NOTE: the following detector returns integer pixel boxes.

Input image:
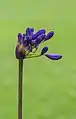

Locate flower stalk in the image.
[18,59,23,119]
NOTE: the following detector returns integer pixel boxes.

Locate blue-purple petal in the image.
[41,46,48,55]
[45,54,62,60]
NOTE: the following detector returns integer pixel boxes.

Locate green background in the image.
[0,0,76,119]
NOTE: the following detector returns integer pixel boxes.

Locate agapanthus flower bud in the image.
[45,54,62,60]
[18,33,23,44]
[30,28,34,33]
[41,46,48,55]
[26,28,32,36]
[44,31,54,41]
[32,29,46,40]
[35,34,46,46]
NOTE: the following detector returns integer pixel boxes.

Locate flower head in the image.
[15,28,62,60]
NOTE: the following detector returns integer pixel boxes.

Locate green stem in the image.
[26,54,41,58]
[18,59,23,119]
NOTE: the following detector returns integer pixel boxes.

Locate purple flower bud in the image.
[30,28,34,32]
[31,40,35,45]
[26,35,32,45]
[23,34,26,39]
[24,45,32,52]
[15,46,25,59]
[41,46,48,55]
[23,39,27,46]
[26,28,32,36]
[17,33,23,43]
[32,29,46,40]
[45,54,62,60]
[38,34,46,40]
[44,31,54,41]
[35,34,46,46]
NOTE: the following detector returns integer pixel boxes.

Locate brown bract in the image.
[17,43,25,54]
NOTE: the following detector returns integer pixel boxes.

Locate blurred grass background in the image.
[0,0,76,119]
